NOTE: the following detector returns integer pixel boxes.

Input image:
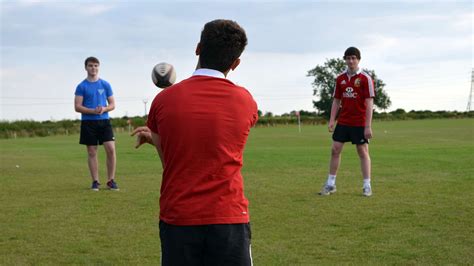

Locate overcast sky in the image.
[1,0,472,121]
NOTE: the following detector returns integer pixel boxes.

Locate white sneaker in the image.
[362,186,372,197]
[319,184,336,196]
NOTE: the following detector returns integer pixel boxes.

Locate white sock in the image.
[363,178,371,188]
[327,174,336,186]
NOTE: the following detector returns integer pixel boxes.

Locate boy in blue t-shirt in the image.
[74,56,118,191]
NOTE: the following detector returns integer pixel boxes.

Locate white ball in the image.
[151,62,176,88]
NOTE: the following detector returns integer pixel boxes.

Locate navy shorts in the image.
[159,221,252,266]
[332,124,369,145]
[79,119,115,146]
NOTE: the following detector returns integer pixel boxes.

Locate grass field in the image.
[1,119,473,265]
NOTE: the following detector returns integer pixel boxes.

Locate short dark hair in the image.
[344,47,361,60]
[199,19,248,72]
[84,56,100,67]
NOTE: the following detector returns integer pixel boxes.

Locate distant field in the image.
[1,119,473,265]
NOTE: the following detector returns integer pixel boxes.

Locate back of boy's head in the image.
[199,19,248,73]
[343,47,361,60]
[84,56,100,67]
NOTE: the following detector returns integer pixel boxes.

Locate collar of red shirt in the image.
[192,68,226,79]
[345,67,362,78]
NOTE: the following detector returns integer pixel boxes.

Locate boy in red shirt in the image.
[132,19,257,265]
[319,47,375,197]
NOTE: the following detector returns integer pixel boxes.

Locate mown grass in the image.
[1,119,473,265]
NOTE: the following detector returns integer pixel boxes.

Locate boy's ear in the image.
[230,58,241,71]
[195,43,201,56]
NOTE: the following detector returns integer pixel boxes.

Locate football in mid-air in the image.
[151,62,176,88]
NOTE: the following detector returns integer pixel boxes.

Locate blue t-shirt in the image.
[75,79,113,120]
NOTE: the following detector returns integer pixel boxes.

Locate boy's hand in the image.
[364,126,373,139]
[131,126,152,148]
[95,106,106,115]
[328,120,336,132]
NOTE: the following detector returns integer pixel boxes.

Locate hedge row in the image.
[1,110,472,139]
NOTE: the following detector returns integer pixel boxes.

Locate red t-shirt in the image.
[333,70,375,127]
[147,74,258,226]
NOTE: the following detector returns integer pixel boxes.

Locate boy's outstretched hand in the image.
[131,126,153,148]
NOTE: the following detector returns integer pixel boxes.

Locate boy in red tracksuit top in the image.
[319,47,375,197]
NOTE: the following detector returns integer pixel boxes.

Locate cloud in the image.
[364,33,470,63]
[16,0,46,6]
[3,1,116,16]
[231,51,337,114]
[77,3,116,16]
[1,1,472,120]
[451,12,473,31]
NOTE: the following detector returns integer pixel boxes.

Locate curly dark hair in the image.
[199,19,248,72]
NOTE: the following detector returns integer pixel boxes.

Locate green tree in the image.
[264,112,274,118]
[307,58,391,118]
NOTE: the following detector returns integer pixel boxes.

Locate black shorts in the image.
[159,221,252,266]
[79,119,115,146]
[332,124,369,145]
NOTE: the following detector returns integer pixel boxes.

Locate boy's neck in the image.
[87,75,99,82]
[347,67,359,76]
[195,61,230,77]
